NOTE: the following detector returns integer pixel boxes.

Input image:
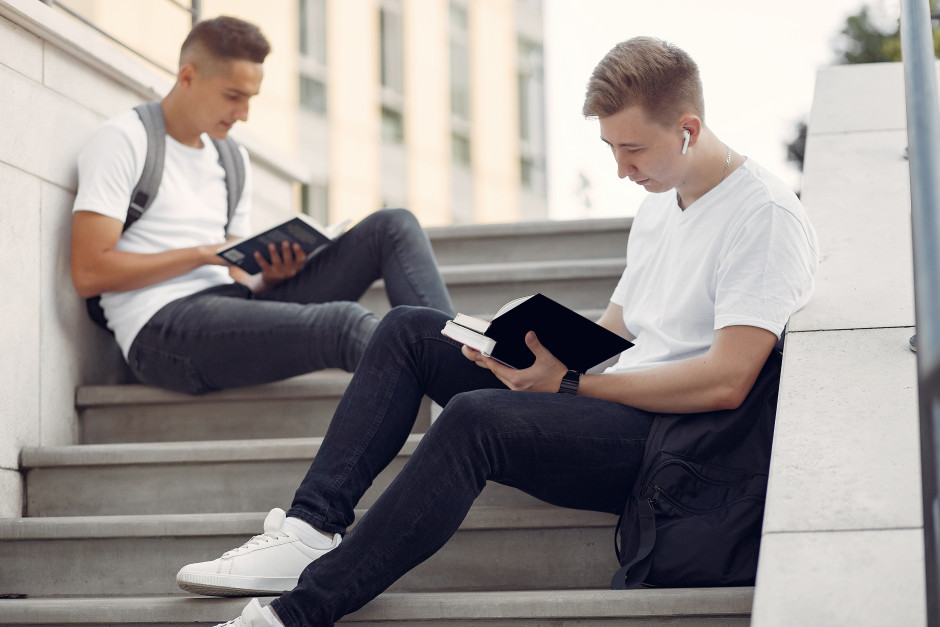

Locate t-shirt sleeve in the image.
[714,203,818,338]
[610,266,629,307]
[224,145,253,238]
[72,117,145,223]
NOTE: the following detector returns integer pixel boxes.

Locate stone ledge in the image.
[425,216,632,240]
[20,434,418,467]
[753,528,925,627]
[0,588,754,624]
[752,61,925,627]
[0,505,616,540]
[764,326,920,534]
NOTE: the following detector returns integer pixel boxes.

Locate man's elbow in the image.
[71,268,102,299]
[710,382,751,412]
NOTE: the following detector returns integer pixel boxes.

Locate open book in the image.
[217,215,351,275]
[441,293,633,371]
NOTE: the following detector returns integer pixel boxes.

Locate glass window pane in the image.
[450,41,470,119]
[382,106,404,143]
[380,7,403,93]
[300,76,327,114]
[452,133,471,165]
[299,0,326,63]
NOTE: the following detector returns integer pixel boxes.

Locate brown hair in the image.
[582,37,704,126]
[180,15,271,69]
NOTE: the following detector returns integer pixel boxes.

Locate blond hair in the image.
[582,37,704,126]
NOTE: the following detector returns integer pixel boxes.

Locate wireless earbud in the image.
[681,130,691,155]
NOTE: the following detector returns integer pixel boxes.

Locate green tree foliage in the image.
[837,5,901,63]
[786,2,940,172]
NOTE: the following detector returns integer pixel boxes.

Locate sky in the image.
[543,0,899,219]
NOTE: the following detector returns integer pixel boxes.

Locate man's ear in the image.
[678,115,703,149]
[177,63,198,89]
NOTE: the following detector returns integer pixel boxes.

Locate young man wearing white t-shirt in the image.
[185,37,819,627]
[70,16,453,394]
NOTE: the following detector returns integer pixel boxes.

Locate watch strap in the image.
[558,370,581,395]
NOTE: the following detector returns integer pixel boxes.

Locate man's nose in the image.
[615,151,634,179]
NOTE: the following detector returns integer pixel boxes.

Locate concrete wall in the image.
[751,62,924,626]
[0,0,305,518]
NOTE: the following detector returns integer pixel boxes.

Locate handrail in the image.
[899,0,940,625]
[38,0,201,76]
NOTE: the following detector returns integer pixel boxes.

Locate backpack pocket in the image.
[641,452,767,587]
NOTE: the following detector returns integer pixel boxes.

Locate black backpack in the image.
[610,345,782,589]
[85,101,246,331]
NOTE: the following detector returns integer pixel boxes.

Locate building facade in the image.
[52,0,547,226]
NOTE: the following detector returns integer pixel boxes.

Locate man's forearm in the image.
[72,245,223,298]
[578,359,746,414]
[576,325,778,414]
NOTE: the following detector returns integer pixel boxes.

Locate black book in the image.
[217,215,351,275]
[441,293,633,372]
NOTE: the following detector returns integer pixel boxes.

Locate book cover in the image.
[217,215,350,275]
[442,293,633,372]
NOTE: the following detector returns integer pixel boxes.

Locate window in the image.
[379,0,404,143]
[302,182,329,224]
[450,1,471,165]
[299,0,328,115]
[381,106,405,143]
[517,38,546,194]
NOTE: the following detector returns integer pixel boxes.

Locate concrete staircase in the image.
[0,217,754,625]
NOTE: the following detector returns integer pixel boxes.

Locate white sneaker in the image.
[177,508,342,597]
[214,598,277,626]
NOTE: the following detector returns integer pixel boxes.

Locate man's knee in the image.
[377,305,448,337]
[376,207,420,230]
[358,207,418,236]
[434,390,502,440]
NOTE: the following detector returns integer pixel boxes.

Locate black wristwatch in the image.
[558,370,581,395]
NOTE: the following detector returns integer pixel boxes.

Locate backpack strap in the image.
[126,101,166,232]
[210,136,246,234]
[86,102,246,333]
[610,497,656,589]
[126,102,245,234]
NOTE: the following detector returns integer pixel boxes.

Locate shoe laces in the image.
[221,529,293,558]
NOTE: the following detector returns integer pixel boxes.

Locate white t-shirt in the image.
[606,158,818,374]
[73,109,253,358]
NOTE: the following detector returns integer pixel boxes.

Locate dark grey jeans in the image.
[270,306,655,626]
[126,209,454,394]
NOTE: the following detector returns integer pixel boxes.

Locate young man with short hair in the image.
[70,16,453,394]
[193,37,818,626]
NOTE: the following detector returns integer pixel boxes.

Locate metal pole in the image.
[900,0,940,624]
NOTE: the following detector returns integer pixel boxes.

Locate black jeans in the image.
[126,209,454,393]
[270,306,655,626]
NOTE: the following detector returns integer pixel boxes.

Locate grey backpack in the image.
[85,101,246,331]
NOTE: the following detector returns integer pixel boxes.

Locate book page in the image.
[453,313,490,334]
[325,219,352,239]
[442,321,496,355]
[494,294,533,318]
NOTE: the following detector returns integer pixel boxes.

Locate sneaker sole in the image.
[176,572,298,597]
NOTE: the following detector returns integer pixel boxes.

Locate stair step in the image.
[21,435,539,517]
[0,507,620,597]
[75,371,431,444]
[426,216,632,266]
[0,587,751,626]
[360,258,626,317]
